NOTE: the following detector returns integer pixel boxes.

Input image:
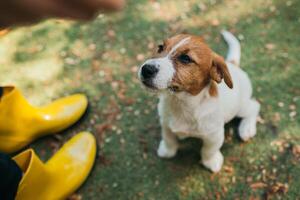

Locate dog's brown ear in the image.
[210,53,233,89]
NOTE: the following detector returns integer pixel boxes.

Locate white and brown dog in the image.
[138,31,260,172]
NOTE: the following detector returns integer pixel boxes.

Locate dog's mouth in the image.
[142,81,182,94]
[142,79,157,90]
[168,85,181,93]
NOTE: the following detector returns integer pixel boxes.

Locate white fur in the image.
[168,37,191,56]
[139,57,175,89]
[156,32,260,172]
[221,30,241,66]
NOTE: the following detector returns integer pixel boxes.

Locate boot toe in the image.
[46,132,96,198]
[39,94,88,133]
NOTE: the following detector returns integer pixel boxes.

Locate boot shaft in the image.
[0,86,40,135]
[13,149,53,199]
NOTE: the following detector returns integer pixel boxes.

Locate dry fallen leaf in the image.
[257,115,265,124]
[271,155,277,161]
[67,194,82,200]
[136,54,145,61]
[289,111,297,118]
[249,196,260,200]
[269,182,288,194]
[289,104,296,110]
[107,29,116,38]
[246,176,253,183]
[210,19,220,26]
[278,102,284,107]
[265,43,276,50]
[250,182,267,189]
[292,145,300,158]
[147,42,155,49]
[223,165,234,173]
[272,112,281,123]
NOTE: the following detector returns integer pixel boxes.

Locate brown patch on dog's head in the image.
[157,34,233,96]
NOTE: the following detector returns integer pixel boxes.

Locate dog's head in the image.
[138,34,233,96]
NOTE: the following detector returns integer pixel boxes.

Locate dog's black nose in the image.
[141,64,158,79]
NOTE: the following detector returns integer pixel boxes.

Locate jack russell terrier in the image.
[138,31,260,172]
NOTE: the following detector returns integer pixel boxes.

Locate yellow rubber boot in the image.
[13,132,96,200]
[0,86,88,153]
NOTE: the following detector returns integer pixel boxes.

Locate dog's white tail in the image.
[221,30,241,66]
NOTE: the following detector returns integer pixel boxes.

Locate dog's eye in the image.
[178,54,193,64]
[157,44,164,53]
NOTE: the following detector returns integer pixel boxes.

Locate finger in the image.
[51,0,98,20]
[11,0,94,21]
[0,1,42,28]
[62,0,125,13]
[88,0,125,11]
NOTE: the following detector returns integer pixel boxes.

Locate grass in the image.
[0,0,300,199]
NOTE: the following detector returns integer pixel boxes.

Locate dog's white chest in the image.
[168,114,196,139]
[163,99,203,139]
[159,92,223,140]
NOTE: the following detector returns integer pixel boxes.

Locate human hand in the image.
[0,0,125,28]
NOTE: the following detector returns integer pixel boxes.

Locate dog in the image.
[138,31,260,172]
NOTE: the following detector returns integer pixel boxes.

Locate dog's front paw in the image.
[157,140,177,158]
[202,151,224,173]
[239,119,257,141]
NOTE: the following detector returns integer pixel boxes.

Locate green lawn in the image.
[0,0,300,199]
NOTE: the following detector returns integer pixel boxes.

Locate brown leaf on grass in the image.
[250,182,267,189]
[95,123,112,145]
[112,80,136,105]
[98,154,112,166]
[222,186,228,193]
[289,111,297,118]
[198,3,207,11]
[210,172,218,181]
[138,136,148,153]
[210,19,220,26]
[95,98,121,146]
[249,196,260,200]
[107,29,116,38]
[268,182,289,195]
[289,104,296,110]
[215,191,221,200]
[122,98,136,105]
[136,54,145,61]
[147,42,155,50]
[103,98,121,122]
[131,65,139,73]
[270,139,290,152]
[246,176,253,183]
[67,194,82,200]
[227,156,240,162]
[257,115,265,124]
[272,112,281,123]
[137,192,144,198]
[277,102,284,107]
[271,155,278,161]
[265,43,276,50]
[292,145,300,158]
[96,123,112,135]
[223,165,234,174]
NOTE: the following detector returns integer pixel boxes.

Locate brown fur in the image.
[210,53,233,89]
[156,34,233,96]
[209,81,218,97]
